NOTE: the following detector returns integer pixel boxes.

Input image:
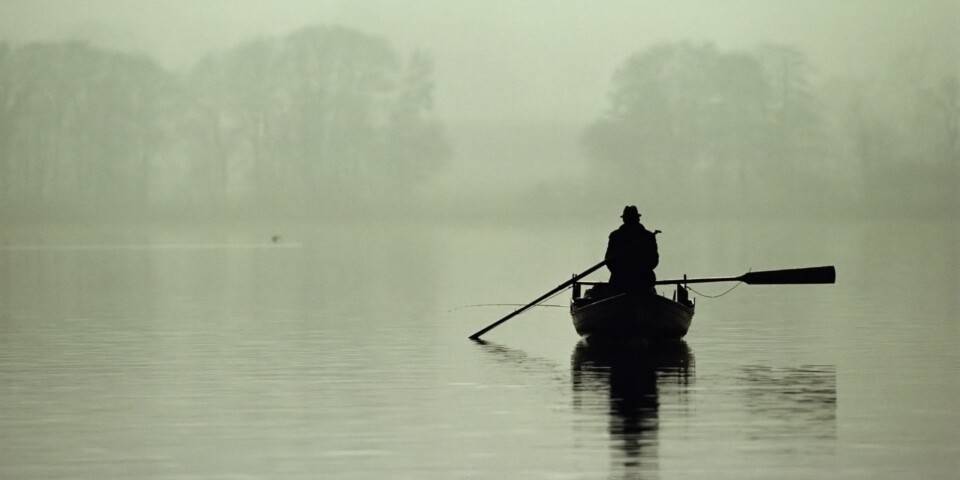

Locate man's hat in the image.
[621,205,641,219]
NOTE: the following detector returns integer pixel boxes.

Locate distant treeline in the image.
[580,42,958,218]
[0,26,449,221]
[0,29,956,222]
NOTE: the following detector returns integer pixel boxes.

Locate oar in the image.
[468,260,606,341]
[656,265,836,286]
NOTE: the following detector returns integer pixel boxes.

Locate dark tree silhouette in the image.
[0,41,170,214]
[832,49,959,214]
[187,26,449,210]
[0,25,449,220]
[583,42,833,213]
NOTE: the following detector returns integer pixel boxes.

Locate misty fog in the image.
[0,1,957,224]
[2,4,959,478]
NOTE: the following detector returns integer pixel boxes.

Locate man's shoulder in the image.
[612,224,646,234]
[609,226,633,240]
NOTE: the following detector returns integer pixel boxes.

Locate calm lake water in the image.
[1,219,957,479]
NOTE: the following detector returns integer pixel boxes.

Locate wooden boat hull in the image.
[570,290,694,342]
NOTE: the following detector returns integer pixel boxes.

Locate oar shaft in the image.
[657,266,836,286]
[656,276,740,285]
[468,260,606,341]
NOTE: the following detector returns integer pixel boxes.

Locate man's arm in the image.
[604,231,619,271]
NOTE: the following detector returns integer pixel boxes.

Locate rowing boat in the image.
[570,282,695,342]
[468,265,833,342]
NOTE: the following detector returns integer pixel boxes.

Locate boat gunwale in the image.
[571,289,694,316]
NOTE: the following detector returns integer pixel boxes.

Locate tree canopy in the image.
[583,43,823,209]
[582,41,956,216]
[0,26,449,220]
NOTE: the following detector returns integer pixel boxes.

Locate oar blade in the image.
[741,266,836,285]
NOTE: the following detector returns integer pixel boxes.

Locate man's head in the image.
[621,205,641,223]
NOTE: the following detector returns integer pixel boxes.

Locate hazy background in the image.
[0,0,957,222]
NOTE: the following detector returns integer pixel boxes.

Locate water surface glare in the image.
[0,221,957,479]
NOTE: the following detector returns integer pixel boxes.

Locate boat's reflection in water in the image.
[571,339,694,478]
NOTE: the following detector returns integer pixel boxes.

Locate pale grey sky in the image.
[1,0,956,123]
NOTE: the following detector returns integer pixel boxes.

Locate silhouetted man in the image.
[605,206,659,292]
